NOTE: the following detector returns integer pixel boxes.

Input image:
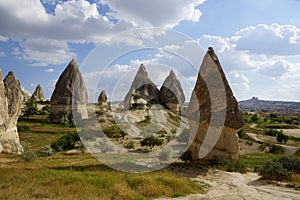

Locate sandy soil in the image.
[157,169,300,200]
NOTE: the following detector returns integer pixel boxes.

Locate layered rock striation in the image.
[0,71,23,154]
[187,47,244,161]
[159,70,185,114]
[50,59,88,123]
[124,64,159,109]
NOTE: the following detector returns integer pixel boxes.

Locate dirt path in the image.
[157,170,300,200]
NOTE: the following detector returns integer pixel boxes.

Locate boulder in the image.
[187,47,244,161]
[159,70,185,114]
[98,90,108,106]
[50,59,88,123]
[0,70,23,154]
[32,84,45,101]
[124,64,159,109]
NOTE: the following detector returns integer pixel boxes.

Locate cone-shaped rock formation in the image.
[159,70,185,114]
[0,70,23,154]
[187,47,244,161]
[98,90,108,106]
[50,59,88,123]
[124,64,159,109]
[32,84,45,101]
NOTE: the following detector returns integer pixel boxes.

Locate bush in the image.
[259,159,292,181]
[277,131,289,144]
[124,141,134,150]
[51,132,80,151]
[39,145,54,156]
[264,129,280,137]
[21,143,37,162]
[140,136,163,149]
[277,156,300,173]
[269,145,284,154]
[237,129,247,139]
[158,147,173,161]
[23,98,38,117]
[17,125,30,133]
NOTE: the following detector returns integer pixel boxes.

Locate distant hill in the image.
[239,97,300,113]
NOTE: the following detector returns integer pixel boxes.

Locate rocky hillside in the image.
[239,97,300,113]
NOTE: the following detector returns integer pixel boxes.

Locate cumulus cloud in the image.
[227,71,250,91]
[234,23,300,56]
[0,0,205,66]
[102,0,204,28]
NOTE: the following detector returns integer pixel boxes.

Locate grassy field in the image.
[1,111,300,199]
[0,114,206,200]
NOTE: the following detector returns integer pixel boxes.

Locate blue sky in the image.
[1,0,300,102]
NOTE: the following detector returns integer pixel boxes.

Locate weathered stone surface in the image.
[32,84,45,101]
[124,64,159,109]
[98,90,108,106]
[0,70,23,154]
[159,70,185,114]
[50,59,88,123]
[187,47,244,161]
[4,71,23,117]
[22,90,30,102]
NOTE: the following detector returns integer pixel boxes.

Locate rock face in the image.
[32,84,45,101]
[50,59,88,123]
[0,70,23,154]
[98,90,108,106]
[124,64,159,109]
[22,90,31,102]
[187,47,244,161]
[159,70,185,114]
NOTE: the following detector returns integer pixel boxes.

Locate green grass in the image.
[0,113,206,200]
[0,154,205,200]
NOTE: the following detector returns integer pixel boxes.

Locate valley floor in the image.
[157,169,300,200]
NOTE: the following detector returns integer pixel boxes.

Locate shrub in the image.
[277,131,289,144]
[264,129,280,137]
[158,147,173,161]
[23,98,38,117]
[269,145,284,154]
[140,136,163,149]
[51,132,80,151]
[17,125,30,133]
[237,129,247,139]
[39,145,54,156]
[259,159,292,181]
[21,143,37,162]
[124,141,134,150]
[246,140,253,146]
[277,156,300,173]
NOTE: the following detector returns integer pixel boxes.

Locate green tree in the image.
[140,136,163,149]
[23,98,38,117]
[277,131,289,144]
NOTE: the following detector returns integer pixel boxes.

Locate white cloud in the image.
[102,0,205,28]
[227,71,250,91]
[234,23,300,56]
[46,68,55,73]
[0,0,205,66]
[19,38,76,66]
